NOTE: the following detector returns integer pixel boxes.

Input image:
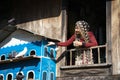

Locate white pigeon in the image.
[15,47,28,58]
[46,42,56,46]
[46,42,59,51]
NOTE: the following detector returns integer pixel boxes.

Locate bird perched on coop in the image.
[46,42,59,51]
[8,51,17,59]
[16,74,24,80]
[15,47,27,58]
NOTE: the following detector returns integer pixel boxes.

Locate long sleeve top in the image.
[57,31,98,48]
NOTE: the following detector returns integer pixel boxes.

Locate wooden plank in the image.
[60,63,112,77]
[0,55,41,64]
[90,49,93,64]
[60,63,112,70]
[83,50,86,64]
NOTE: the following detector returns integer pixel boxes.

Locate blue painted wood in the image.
[0,38,56,80]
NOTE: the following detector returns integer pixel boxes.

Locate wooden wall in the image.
[111,0,120,75]
[12,0,62,41]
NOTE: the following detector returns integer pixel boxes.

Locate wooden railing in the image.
[65,44,108,66]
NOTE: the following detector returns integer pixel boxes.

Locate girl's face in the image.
[75,26,81,34]
[75,25,84,38]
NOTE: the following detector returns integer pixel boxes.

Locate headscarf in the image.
[75,20,90,42]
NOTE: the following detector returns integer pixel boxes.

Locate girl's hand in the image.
[73,41,82,47]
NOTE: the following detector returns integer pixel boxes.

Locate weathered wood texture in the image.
[56,9,67,77]
[111,0,120,75]
[106,1,112,67]
[57,76,120,80]
[12,0,62,41]
[60,64,112,77]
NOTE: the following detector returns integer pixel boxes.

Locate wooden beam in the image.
[0,55,41,64]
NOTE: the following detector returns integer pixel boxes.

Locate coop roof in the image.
[0,25,16,43]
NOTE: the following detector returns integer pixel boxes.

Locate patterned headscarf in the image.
[75,20,90,42]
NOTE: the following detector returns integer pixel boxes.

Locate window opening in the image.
[0,75,3,80]
[42,72,47,80]
[50,49,54,58]
[30,50,36,56]
[7,74,12,80]
[1,55,5,60]
[16,72,24,80]
[50,73,54,80]
[28,71,34,80]
[44,47,48,57]
[66,0,106,65]
[67,0,106,48]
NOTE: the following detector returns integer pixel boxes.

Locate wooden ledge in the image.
[0,55,41,64]
[60,63,112,70]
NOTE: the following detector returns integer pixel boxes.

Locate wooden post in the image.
[70,50,72,65]
[90,49,93,64]
[105,44,108,63]
[111,0,120,75]
[98,48,100,64]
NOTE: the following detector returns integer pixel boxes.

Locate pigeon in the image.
[46,42,59,51]
[8,51,17,59]
[46,42,56,46]
[15,47,27,58]
[16,74,24,80]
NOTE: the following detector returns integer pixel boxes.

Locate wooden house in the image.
[0,0,120,80]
